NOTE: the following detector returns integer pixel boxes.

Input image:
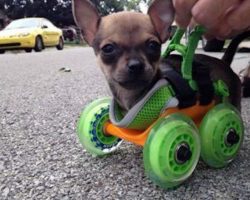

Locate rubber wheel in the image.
[143,113,201,189]
[56,37,64,50]
[77,97,122,156]
[200,103,244,168]
[34,36,43,52]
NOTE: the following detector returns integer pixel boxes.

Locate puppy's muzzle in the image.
[127,58,145,75]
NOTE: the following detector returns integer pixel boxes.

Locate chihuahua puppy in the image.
[72,0,242,112]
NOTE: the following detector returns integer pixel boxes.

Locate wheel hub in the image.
[175,143,192,164]
[226,129,240,146]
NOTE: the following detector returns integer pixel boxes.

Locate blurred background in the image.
[1,0,248,51]
[0,0,150,46]
[0,0,149,29]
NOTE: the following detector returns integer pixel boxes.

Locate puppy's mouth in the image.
[113,78,151,90]
[119,80,149,89]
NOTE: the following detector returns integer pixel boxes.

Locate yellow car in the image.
[0,17,64,54]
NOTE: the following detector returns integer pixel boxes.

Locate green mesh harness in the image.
[109,79,178,130]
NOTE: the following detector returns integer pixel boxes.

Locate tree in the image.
[0,0,150,27]
[90,0,146,15]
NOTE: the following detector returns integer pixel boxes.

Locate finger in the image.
[227,0,250,31]
[192,0,240,28]
[188,18,197,29]
[195,14,232,39]
[205,26,232,40]
[173,0,198,28]
[226,29,244,38]
[203,32,215,40]
[214,20,232,39]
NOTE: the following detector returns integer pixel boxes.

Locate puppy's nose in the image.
[127,59,144,74]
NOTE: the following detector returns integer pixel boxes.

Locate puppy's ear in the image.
[148,0,175,43]
[72,0,100,45]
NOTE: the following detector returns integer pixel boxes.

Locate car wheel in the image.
[25,48,32,53]
[56,37,64,50]
[34,36,44,52]
[0,50,5,54]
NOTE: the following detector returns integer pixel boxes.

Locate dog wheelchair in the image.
[76,26,244,189]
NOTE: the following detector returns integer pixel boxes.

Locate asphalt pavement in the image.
[0,47,250,200]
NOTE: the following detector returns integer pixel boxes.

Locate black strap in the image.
[162,68,197,108]
[193,62,214,105]
[161,63,214,108]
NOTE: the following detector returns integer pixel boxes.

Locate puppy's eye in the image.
[146,40,161,62]
[147,41,161,52]
[101,44,116,55]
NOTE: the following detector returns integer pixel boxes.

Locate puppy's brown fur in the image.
[73,0,242,111]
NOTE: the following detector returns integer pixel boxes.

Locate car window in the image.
[42,20,55,29]
[5,19,40,30]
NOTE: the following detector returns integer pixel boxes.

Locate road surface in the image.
[0,47,249,199]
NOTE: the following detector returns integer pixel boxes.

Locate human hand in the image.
[173,0,250,39]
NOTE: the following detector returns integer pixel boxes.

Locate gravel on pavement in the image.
[0,47,249,200]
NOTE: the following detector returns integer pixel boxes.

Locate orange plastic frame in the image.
[105,102,215,146]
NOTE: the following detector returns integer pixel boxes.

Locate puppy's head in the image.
[73,0,174,110]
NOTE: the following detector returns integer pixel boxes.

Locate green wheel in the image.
[143,113,201,189]
[200,103,244,168]
[77,97,122,156]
